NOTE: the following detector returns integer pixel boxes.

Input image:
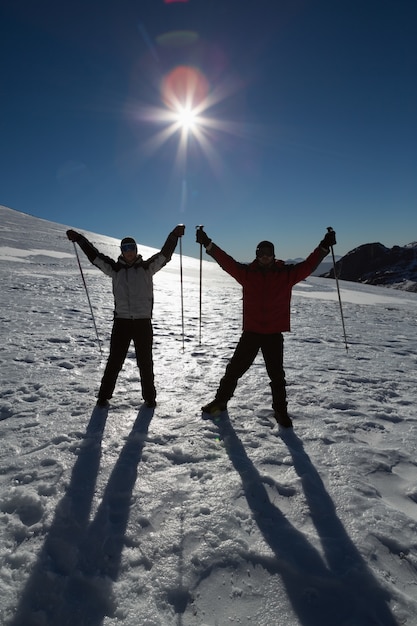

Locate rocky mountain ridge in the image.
[320,241,417,292]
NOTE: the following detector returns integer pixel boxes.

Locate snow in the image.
[1,204,417,625]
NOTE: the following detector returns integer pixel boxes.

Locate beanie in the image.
[256,240,275,257]
[121,237,137,247]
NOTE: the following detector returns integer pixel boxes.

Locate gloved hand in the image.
[172,224,185,237]
[66,229,80,242]
[196,228,212,248]
[320,229,336,249]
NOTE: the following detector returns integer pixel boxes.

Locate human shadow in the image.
[10,404,153,626]
[214,416,398,626]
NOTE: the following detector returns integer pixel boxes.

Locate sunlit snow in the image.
[1,205,416,625]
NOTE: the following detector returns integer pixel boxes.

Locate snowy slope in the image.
[1,205,417,626]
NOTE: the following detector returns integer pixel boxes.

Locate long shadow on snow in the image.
[215,415,398,626]
[10,404,154,626]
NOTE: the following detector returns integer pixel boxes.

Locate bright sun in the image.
[133,64,245,178]
[176,106,199,132]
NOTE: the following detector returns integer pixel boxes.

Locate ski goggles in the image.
[121,243,137,252]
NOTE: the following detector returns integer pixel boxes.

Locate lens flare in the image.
[161,66,209,118]
[156,31,199,48]
[130,63,247,179]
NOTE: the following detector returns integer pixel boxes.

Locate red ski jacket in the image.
[207,244,327,333]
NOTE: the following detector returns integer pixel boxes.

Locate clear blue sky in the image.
[1,0,416,261]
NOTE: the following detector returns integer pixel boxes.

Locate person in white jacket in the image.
[67,225,185,408]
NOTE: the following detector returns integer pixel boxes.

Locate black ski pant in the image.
[98,318,156,403]
[215,331,287,411]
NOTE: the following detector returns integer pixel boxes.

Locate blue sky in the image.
[1,0,416,261]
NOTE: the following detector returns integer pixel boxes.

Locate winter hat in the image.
[256,240,275,257]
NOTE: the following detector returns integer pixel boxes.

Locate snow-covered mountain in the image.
[1,205,417,625]
[321,242,417,292]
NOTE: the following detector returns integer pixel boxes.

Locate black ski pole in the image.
[72,242,103,357]
[179,233,185,352]
[327,227,348,352]
[196,225,204,346]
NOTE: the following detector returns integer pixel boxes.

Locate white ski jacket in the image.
[75,232,178,319]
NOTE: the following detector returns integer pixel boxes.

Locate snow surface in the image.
[1,204,417,626]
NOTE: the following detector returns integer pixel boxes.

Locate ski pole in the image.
[196,225,204,346]
[72,242,103,357]
[179,234,185,352]
[327,227,348,352]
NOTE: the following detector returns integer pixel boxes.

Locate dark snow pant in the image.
[215,331,287,412]
[98,318,156,403]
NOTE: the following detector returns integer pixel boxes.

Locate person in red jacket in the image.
[196,228,336,427]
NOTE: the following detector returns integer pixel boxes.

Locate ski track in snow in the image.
[1,206,417,625]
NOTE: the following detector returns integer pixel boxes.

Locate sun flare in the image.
[175,105,199,131]
[132,64,245,178]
